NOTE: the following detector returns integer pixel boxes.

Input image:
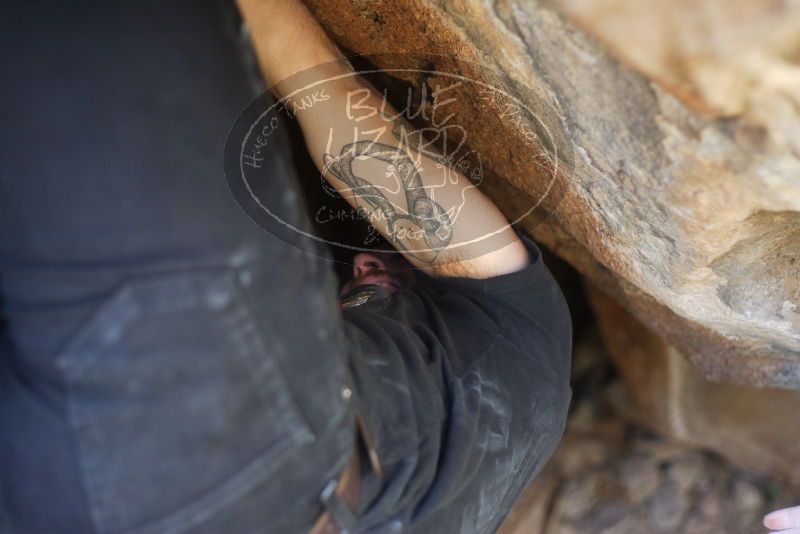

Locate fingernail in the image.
[763,511,782,529]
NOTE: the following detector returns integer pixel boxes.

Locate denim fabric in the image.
[0,1,353,532]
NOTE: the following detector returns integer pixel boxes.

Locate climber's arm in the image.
[236,0,529,278]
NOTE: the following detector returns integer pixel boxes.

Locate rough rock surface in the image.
[587,284,800,488]
[551,0,800,154]
[497,331,800,534]
[302,0,800,388]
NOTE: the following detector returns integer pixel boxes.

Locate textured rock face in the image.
[551,0,800,154]
[497,327,800,534]
[303,0,800,388]
[587,284,800,488]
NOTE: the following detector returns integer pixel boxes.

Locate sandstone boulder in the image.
[301,0,800,388]
[587,284,800,488]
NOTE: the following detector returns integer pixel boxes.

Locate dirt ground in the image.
[498,329,800,534]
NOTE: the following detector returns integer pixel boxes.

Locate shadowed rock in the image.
[301,0,800,388]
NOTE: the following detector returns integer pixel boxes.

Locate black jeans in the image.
[0,1,353,533]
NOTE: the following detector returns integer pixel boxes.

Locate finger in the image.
[768,529,800,534]
[765,506,800,530]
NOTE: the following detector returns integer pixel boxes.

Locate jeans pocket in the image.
[55,269,313,534]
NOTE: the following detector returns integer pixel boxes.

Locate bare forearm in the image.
[236,0,342,90]
[294,78,527,275]
[238,0,529,277]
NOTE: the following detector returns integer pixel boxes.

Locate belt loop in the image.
[319,479,357,534]
[355,414,382,477]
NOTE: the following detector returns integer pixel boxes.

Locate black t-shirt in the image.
[342,236,573,533]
